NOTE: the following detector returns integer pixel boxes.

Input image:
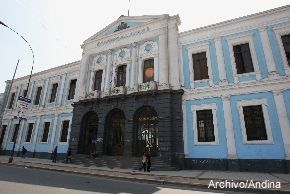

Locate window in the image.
[41,122,50,142]
[8,92,15,109]
[281,34,290,66]
[116,65,126,87]
[34,87,42,105]
[23,89,28,97]
[243,105,267,141]
[0,125,7,148]
[143,59,154,83]
[11,124,20,142]
[49,83,58,103]
[60,120,70,142]
[196,109,215,142]
[25,123,34,142]
[93,70,103,91]
[67,79,77,100]
[192,52,209,81]
[233,43,254,74]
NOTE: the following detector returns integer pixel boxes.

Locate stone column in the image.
[130,43,137,90]
[104,50,113,94]
[57,74,66,106]
[49,114,59,151]
[168,19,180,89]
[214,37,228,85]
[273,90,290,159]
[222,95,237,159]
[259,27,277,76]
[41,79,49,107]
[137,58,143,84]
[75,52,90,100]
[32,117,40,154]
[15,119,26,152]
[158,32,169,89]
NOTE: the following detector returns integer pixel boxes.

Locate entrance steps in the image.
[72,154,176,171]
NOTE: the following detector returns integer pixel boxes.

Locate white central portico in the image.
[75,14,181,100]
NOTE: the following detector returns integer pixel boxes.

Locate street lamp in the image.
[0,20,34,163]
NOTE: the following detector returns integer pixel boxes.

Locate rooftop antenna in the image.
[128,0,130,16]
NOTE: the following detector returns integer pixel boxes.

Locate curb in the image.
[1,161,289,193]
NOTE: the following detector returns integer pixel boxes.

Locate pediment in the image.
[83,15,169,44]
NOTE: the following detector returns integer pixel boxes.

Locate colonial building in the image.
[1,5,290,172]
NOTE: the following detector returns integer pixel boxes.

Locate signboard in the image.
[16,96,31,111]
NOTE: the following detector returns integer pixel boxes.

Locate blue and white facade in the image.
[0,5,290,172]
[0,61,79,156]
[181,5,290,172]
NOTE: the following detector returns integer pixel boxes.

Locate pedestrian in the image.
[52,146,58,163]
[21,146,27,158]
[146,152,151,172]
[139,152,147,172]
[66,147,72,163]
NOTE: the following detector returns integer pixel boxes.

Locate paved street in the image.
[0,165,235,194]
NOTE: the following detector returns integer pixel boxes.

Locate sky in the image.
[0,0,289,92]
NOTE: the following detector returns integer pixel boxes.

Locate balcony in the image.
[138,81,157,92]
[110,86,127,96]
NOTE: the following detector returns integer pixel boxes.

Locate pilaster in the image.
[158,33,169,89]
[214,37,228,85]
[221,95,237,159]
[273,90,290,159]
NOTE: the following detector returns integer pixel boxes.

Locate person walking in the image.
[66,147,72,163]
[146,152,151,172]
[21,146,27,158]
[52,146,58,163]
[139,152,147,172]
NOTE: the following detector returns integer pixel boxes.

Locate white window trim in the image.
[39,119,52,144]
[237,99,274,144]
[66,76,78,102]
[227,32,261,83]
[273,25,290,75]
[32,83,44,107]
[89,68,106,93]
[112,63,129,88]
[6,90,17,110]
[47,81,59,105]
[191,103,219,145]
[10,121,20,143]
[187,43,213,88]
[23,121,36,144]
[58,117,72,144]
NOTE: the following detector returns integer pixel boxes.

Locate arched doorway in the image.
[104,109,125,156]
[133,106,158,156]
[78,112,98,155]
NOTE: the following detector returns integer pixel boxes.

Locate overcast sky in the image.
[0,0,289,92]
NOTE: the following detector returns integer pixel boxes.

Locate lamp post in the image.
[0,20,34,163]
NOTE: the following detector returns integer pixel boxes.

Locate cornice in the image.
[179,4,290,38]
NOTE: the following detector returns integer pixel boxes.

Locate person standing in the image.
[66,147,72,163]
[21,146,27,158]
[139,152,147,172]
[146,152,151,172]
[52,146,58,163]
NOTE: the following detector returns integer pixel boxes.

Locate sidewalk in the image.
[1,155,290,193]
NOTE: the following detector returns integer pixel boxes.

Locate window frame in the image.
[10,123,20,143]
[40,121,51,143]
[237,99,273,144]
[59,119,71,143]
[7,92,16,109]
[191,103,219,145]
[143,58,155,83]
[48,82,59,103]
[227,33,260,82]
[67,79,77,100]
[116,64,127,87]
[187,43,213,88]
[273,25,290,75]
[34,86,43,105]
[24,122,35,143]
[93,70,103,91]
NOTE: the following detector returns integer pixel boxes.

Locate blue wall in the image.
[230,92,285,159]
[185,97,228,158]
